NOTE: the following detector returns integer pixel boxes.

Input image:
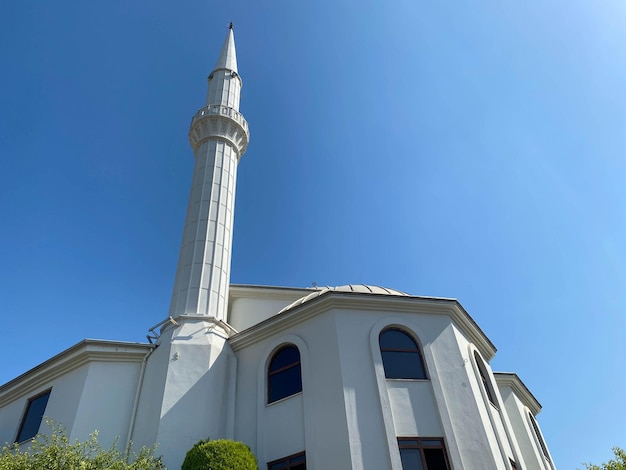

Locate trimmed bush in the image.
[182,439,257,470]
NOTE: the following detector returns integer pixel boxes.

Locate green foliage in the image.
[583,447,626,470]
[0,419,164,470]
[181,439,257,470]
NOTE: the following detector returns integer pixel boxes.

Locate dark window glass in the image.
[474,351,498,408]
[379,329,427,380]
[400,448,425,470]
[268,451,306,470]
[380,329,419,349]
[398,437,450,470]
[510,459,518,469]
[528,412,551,462]
[268,345,302,403]
[423,449,448,470]
[16,390,51,443]
[270,346,300,371]
[381,351,426,379]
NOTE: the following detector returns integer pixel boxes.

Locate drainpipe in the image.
[125,345,155,452]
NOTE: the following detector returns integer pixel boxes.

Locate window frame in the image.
[379,327,428,380]
[15,389,51,443]
[473,350,499,409]
[528,411,551,463]
[267,451,306,470]
[267,344,302,404]
[397,437,450,470]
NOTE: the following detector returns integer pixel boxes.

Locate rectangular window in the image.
[398,438,450,470]
[16,390,51,443]
[268,451,306,470]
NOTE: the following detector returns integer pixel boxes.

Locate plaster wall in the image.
[70,361,142,448]
[332,306,504,469]
[133,319,236,469]
[263,394,305,460]
[132,340,169,450]
[228,292,305,332]
[428,318,502,469]
[0,365,89,445]
[233,309,352,470]
[498,384,553,470]
[233,302,521,470]
[386,381,442,437]
[333,308,419,470]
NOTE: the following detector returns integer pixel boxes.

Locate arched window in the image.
[379,328,427,379]
[528,412,551,463]
[268,344,302,404]
[474,351,499,408]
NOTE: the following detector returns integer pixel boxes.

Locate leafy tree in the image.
[583,447,626,470]
[0,419,164,470]
[182,439,257,470]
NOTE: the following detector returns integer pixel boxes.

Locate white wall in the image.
[228,288,311,332]
[232,302,520,470]
[70,361,143,448]
[233,310,353,470]
[0,357,144,451]
[0,365,89,445]
[498,384,555,470]
[387,381,442,437]
[132,319,237,470]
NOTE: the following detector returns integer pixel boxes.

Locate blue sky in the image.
[1,1,625,468]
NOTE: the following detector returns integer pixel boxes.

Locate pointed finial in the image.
[213,23,238,73]
[229,22,233,30]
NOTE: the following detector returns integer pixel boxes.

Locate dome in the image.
[279,284,410,314]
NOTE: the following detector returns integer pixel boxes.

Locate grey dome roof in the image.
[279,284,409,314]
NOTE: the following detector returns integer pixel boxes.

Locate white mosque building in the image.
[0,27,556,470]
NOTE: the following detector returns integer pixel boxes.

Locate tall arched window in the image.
[528,412,551,463]
[268,344,302,404]
[474,351,499,408]
[379,328,427,379]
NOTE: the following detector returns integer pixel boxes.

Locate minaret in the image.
[130,26,247,469]
[169,22,249,321]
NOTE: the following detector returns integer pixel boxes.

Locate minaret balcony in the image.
[188,104,249,157]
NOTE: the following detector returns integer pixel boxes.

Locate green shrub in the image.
[181,439,257,470]
[583,447,626,470]
[0,419,164,470]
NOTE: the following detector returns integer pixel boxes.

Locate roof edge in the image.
[494,372,542,415]
[0,339,152,406]
[229,291,497,359]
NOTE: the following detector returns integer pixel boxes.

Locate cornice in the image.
[494,372,542,415]
[229,291,497,360]
[0,340,153,406]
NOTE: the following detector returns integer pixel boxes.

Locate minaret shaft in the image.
[168,28,249,321]
[132,28,247,469]
[169,140,237,318]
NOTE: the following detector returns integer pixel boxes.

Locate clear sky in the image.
[1,1,625,468]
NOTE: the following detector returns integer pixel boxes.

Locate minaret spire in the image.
[168,26,250,321]
[213,24,238,74]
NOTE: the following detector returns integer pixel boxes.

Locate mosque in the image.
[0,27,556,470]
